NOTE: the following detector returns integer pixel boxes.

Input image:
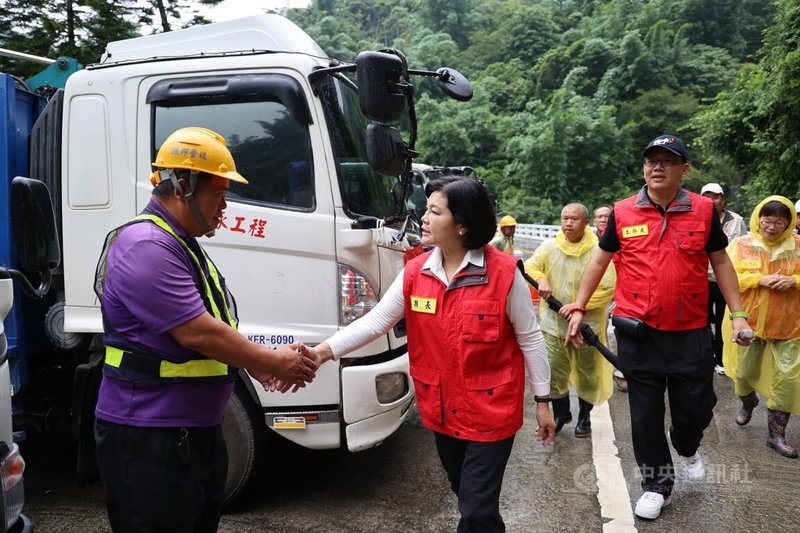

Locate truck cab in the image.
[8,14,472,505]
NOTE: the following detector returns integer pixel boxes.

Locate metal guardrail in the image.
[500,223,602,259]
[512,224,560,253]
[515,224,560,241]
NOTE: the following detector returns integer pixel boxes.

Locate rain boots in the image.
[737,396,797,458]
[552,397,572,433]
[735,391,759,426]
[575,399,593,438]
[766,409,798,458]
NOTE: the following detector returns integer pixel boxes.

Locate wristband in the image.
[571,306,587,314]
[729,311,749,320]
[534,395,552,403]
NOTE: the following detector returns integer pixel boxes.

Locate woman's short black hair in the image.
[759,201,791,222]
[425,176,497,249]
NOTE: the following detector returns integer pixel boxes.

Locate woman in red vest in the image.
[304,176,555,532]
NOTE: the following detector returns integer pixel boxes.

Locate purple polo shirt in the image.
[95,198,235,427]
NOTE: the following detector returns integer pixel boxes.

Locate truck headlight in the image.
[375,372,408,404]
[338,265,378,325]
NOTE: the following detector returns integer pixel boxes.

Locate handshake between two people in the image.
[247,341,336,394]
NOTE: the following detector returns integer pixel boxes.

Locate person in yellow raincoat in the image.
[525,203,616,438]
[722,195,800,458]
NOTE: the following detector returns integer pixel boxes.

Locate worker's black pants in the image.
[615,325,716,496]
[434,432,515,533]
[95,419,227,533]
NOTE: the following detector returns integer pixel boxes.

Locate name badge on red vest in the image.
[411,296,437,314]
[622,224,649,238]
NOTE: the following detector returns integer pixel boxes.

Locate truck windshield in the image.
[317,75,398,219]
[150,74,315,211]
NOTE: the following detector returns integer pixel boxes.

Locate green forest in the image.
[2,0,798,222]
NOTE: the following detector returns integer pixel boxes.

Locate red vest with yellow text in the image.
[612,188,713,330]
[403,245,525,442]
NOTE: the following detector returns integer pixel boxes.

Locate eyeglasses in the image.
[759,218,789,229]
[644,158,683,168]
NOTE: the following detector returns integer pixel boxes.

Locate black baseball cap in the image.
[643,135,687,160]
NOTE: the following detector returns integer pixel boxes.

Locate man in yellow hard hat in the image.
[491,214,517,254]
[93,127,318,532]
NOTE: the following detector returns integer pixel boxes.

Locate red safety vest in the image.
[403,246,525,442]
[612,188,713,330]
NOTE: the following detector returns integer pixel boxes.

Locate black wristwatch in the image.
[534,395,552,403]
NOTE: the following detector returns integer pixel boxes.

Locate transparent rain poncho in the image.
[722,195,800,413]
[524,230,616,404]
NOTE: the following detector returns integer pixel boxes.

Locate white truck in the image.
[9,14,472,505]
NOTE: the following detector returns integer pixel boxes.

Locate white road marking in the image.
[591,401,637,532]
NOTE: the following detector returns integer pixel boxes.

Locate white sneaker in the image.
[682,452,706,481]
[634,491,671,519]
[667,428,707,481]
[714,364,725,375]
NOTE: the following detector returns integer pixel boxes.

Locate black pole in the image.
[517,263,619,367]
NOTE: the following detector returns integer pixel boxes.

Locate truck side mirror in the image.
[10,177,60,273]
[365,123,407,176]
[356,51,406,122]
[435,68,473,102]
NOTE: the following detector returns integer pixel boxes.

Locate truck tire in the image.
[221,384,266,508]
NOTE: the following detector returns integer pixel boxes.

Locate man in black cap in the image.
[562,134,752,520]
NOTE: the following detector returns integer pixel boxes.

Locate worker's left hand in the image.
[534,402,555,446]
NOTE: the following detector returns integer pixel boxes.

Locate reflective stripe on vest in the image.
[104,346,229,378]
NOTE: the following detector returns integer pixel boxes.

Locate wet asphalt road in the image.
[21,372,800,532]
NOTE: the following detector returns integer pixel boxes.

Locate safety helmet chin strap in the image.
[162,169,216,238]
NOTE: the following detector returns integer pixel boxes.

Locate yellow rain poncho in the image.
[722,195,800,413]
[524,229,616,404]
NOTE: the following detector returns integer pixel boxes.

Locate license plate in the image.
[273,416,306,429]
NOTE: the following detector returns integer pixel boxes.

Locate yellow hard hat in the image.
[150,127,248,186]
[499,215,517,227]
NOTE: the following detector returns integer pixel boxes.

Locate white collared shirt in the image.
[326,247,550,396]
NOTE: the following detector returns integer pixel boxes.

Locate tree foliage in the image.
[693,0,800,212]
[0,0,222,75]
[1,0,793,220]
